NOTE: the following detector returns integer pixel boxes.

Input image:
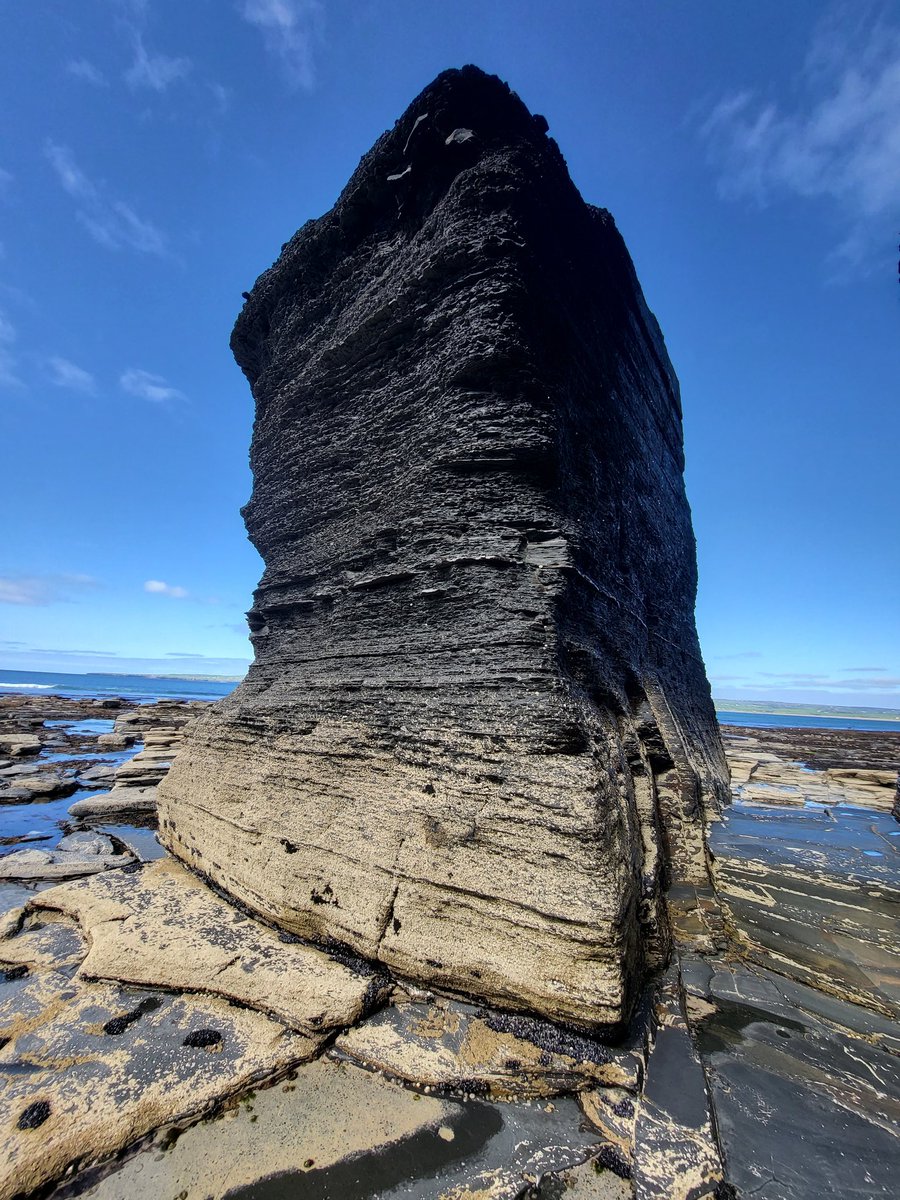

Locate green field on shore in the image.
[714,699,900,722]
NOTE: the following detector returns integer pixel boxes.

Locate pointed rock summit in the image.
[159,66,728,1030]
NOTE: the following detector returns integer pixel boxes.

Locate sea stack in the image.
[159,66,728,1030]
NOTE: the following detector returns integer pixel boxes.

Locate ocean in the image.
[1,669,897,730]
[715,710,900,732]
[0,669,237,704]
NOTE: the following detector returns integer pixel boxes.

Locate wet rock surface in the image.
[0,968,314,1200]
[333,992,648,1099]
[160,63,727,1032]
[722,723,900,813]
[0,719,898,1196]
[69,1058,616,1200]
[0,697,200,889]
[685,958,900,1198]
[710,802,900,1018]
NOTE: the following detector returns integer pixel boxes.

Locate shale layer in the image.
[158,66,727,1029]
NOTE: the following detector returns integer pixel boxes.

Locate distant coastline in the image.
[108,672,246,683]
[714,698,900,723]
[2,670,897,723]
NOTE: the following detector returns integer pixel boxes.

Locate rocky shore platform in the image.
[0,694,898,1198]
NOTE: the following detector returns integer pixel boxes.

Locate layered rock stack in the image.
[159,66,727,1030]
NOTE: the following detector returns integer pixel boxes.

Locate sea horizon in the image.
[2,668,899,730]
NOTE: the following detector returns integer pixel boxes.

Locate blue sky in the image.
[1,1,898,706]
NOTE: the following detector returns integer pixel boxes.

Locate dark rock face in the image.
[159,66,727,1030]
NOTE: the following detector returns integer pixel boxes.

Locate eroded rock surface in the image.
[710,801,900,1019]
[159,64,726,1030]
[0,907,318,1200]
[28,858,384,1035]
[722,723,900,813]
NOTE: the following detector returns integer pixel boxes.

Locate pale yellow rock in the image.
[78,1057,453,1200]
[335,997,644,1098]
[724,741,898,813]
[0,971,316,1200]
[29,857,380,1034]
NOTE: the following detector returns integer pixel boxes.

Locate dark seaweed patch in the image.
[183,1028,222,1049]
[18,1100,51,1130]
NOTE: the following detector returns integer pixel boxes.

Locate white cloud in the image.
[47,356,96,394]
[79,201,166,255]
[740,676,900,694]
[0,574,98,606]
[0,309,21,388]
[45,140,167,256]
[120,368,186,404]
[0,167,13,197]
[107,0,191,92]
[144,579,189,599]
[44,143,95,201]
[238,0,323,89]
[124,36,191,92]
[209,81,230,114]
[67,59,108,87]
[699,7,900,273]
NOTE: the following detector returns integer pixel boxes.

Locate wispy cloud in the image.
[44,141,167,256]
[238,0,323,89]
[47,356,96,394]
[0,167,13,197]
[698,5,900,274]
[120,368,186,404]
[67,59,108,87]
[736,674,900,694]
[44,142,94,200]
[760,672,830,680]
[25,646,121,658]
[208,81,230,114]
[109,0,191,93]
[0,574,98,606]
[124,36,191,92]
[0,310,21,388]
[144,579,188,599]
[843,665,886,672]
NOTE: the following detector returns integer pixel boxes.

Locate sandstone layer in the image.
[159,66,727,1029]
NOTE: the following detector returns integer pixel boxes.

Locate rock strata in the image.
[722,723,900,813]
[159,65,727,1029]
[69,703,201,819]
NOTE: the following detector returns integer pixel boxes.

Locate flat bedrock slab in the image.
[159,63,728,1030]
[710,801,900,1019]
[683,956,900,1199]
[334,993,647,1099]
[68,785,158,817]
[722,724,900,814]
[28,856,384,1035]
[0,966,315,1200]
[0,846,133,881]
[71,1056,615,1200]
